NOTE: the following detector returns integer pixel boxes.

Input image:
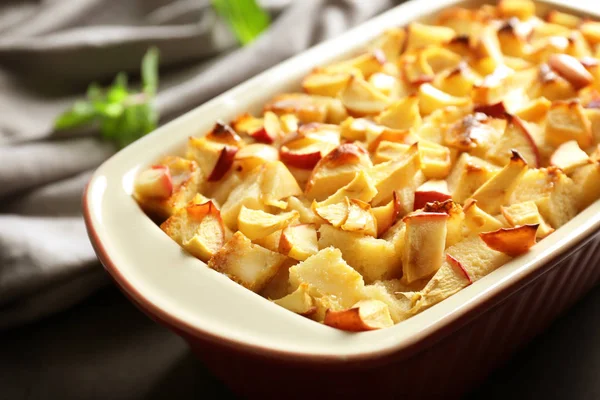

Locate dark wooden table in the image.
[3,283,600,399]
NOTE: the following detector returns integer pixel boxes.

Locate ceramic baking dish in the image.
[83,0,600,398]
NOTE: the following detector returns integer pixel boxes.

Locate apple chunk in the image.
[316,170,378,207]
[208,146,238,182]
[234,143,279,175]
[324,300,394,331]
[487,115,540,168]
[480,225,538,256]
[549,140,591,174]
[471,150,529,214]
[501,201,554,239]
[548,54,594,91]
[367,143,421,206]
[463,199,503,235]
[208,232,287,292]
[134,166,173,199]
[341,198,378,237]
[413,180,451,211]
[340,75,390,116]
[134,156,203,221]
[237,207,299,240]
[402,212,448,283]
[160,200,225,262]
[272,283,316,316]
[260,161,303,209]
[279,224,319,261]
[313,201,348,228]
[305,143,372,201]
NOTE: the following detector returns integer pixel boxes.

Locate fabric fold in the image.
[0,0,400,330]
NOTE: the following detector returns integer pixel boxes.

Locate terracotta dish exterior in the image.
[83,0,600,398]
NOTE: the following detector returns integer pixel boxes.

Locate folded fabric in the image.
[0,0,400,329]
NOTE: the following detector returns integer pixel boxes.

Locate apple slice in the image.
[316,170,378,207]
[474,102,508,119]
[249,111,281,144]
[422,199,465,248]
[549,140,591,174]
[368,72,404,98]
[313,200,348,228]
[375,95,421,130]
[324,51,386,78]
[208,232,287,292]
[160,200,225,262]
[305,143,372,201]
[341,198,378,237]
[234,143,279,174]
[486,115,540,168]
[444,113,504,153]
[302,69,354,97]
[367,128,417,153]
[205,121,244,146]
[367,143,421,206]
[372,192,402,237]
[134,165,173,199]
[368,28,406,63]
[548,54,594,91]
[279,224,319,261]
[279,127,339,170]
[207,146,238,182]
[446,254,472,285]
[418,83,471,116]
[324,300,394,331]
[471,150,529,214]
[260,161,303,209]
[279,146,323,170]
[272,284,316,316]
[340,75,390,117]
[480,225,538,256]
[463,199,504,235]
[402,212,448,283]
[237,206,299,241]
[231,113,263,136]
[413,180,451,211]
[183,202,226,261]
[501,201,554,239]
[264,93,328,123]
[405,22,455,51]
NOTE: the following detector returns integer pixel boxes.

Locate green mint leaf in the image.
[55,47,160,149]
[142,47,159,96]
[54,101,97,130]
[211,0,270,45]
[87,83,103,102]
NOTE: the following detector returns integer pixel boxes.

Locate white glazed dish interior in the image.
[85,0,600,359]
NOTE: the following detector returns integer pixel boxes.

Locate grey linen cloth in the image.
[0,0,400,329]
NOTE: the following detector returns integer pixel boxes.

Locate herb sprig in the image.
[55,0,270,148]
[211,0,270,45]
[55,48,159,149]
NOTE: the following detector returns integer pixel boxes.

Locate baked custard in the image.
[134,0,600,331]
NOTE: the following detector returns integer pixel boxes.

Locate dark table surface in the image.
[2,282,600,400]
